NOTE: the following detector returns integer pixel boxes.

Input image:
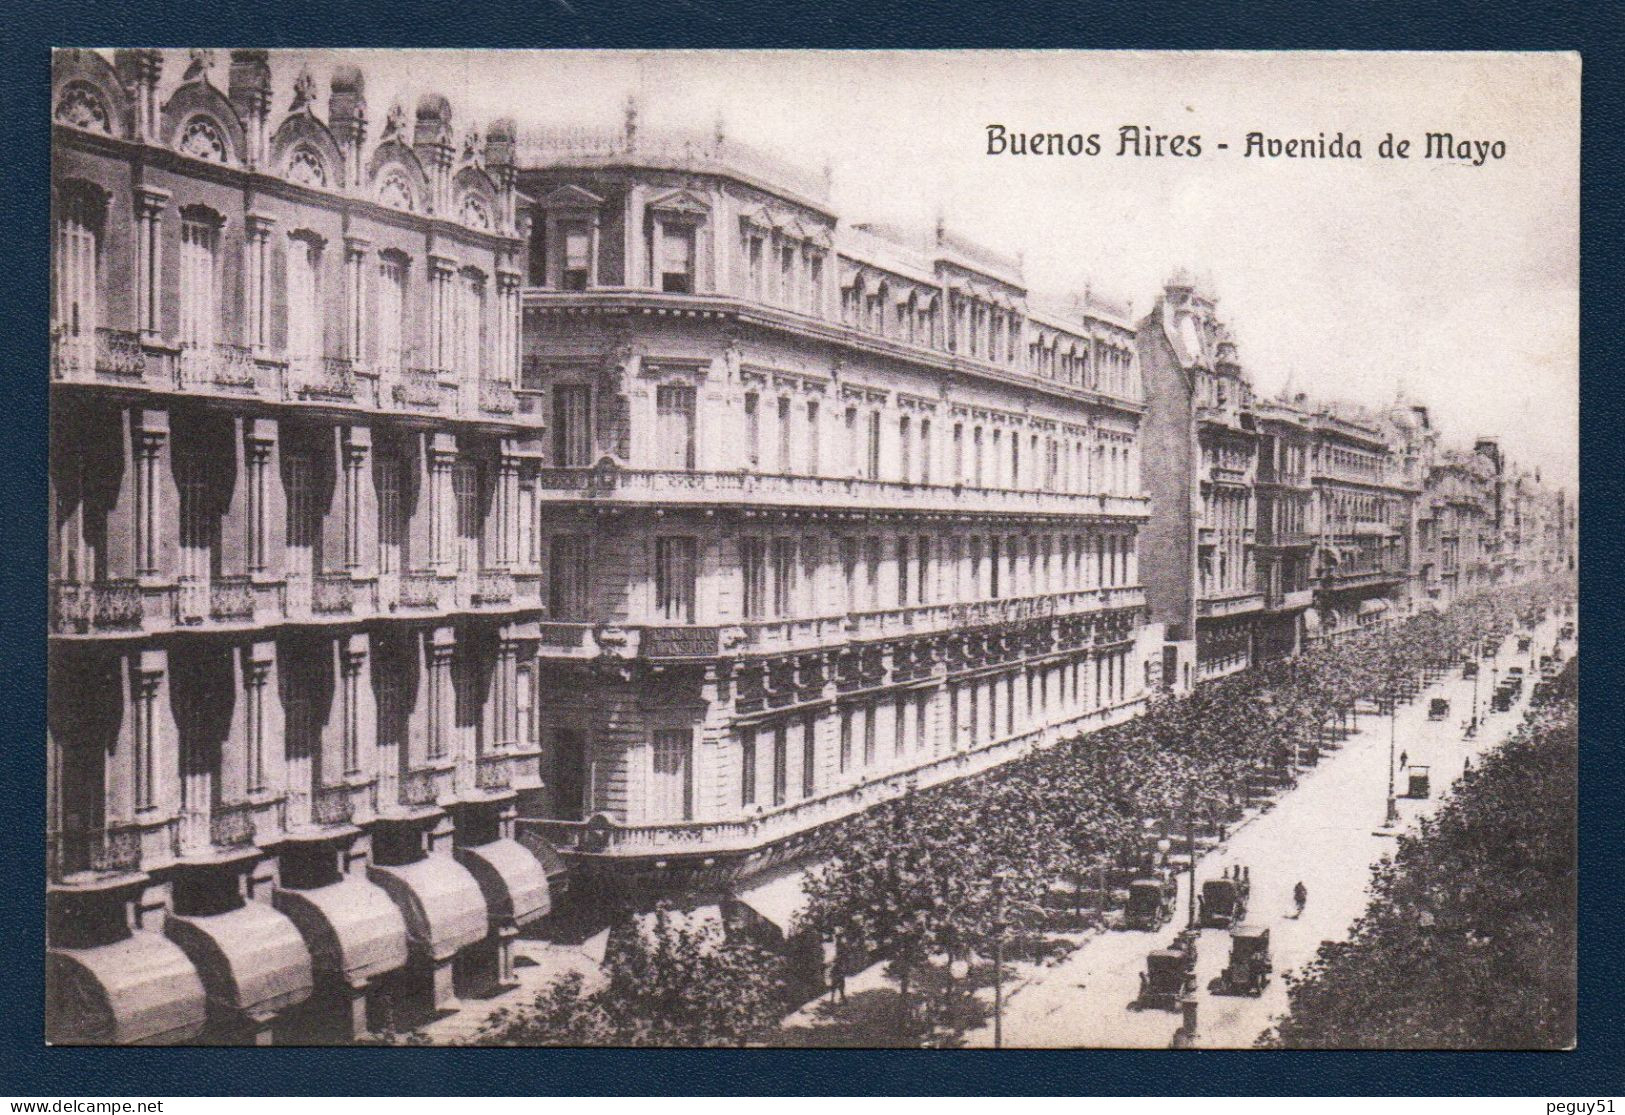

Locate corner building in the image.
[513,119,1155,902]
[47,50,557,1044]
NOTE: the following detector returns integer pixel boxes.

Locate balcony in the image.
[397,768,440,810]
[478,379,518,416]
[47,824,147,884]
[1258,530,1314,548]
[51,580,148,633]
[1196,592,1266,620]
[531,466,1149,521]
[475,754,513,792]
[551,586,1148,664]
[526,700,1148,859]
[52,328,157,386]
[474,569,515,606]
[1264,588,1314,612]
[1322,568,1406,591]
[385,367,454,414]
[175,343,280,399]
[288,356,363,403]
[312,573,357,615]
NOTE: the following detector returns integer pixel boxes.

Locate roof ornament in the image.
[462,126,483,166]
[623,94,639,150]
[381,102,408,142]
[183,49,216,85]
[290,67,318,114]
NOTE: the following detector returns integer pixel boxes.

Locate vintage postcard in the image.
[46,48,1577,1049]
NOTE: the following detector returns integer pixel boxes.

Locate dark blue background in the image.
[4,0,1619,1095]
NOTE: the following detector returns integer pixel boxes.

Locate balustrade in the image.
[48,824,145,881]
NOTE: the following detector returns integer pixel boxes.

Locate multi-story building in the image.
[1138,273,1264,690]
[1299,399,1418,640]
[1251,398,1316,661]
[511,116,1156,902]
[1416,447,1495,608]
[47,50,559,1044]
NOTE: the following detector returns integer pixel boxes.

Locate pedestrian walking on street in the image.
[1292,880,1307,918]
[1398,749,1408,772]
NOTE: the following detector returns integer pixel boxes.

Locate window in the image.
[287,233,323,362]
[740,729,757,807]
[452,461,481,572]
[840,537,859,611]
[866,410,882,480]
[845,406,860,475]
[659,223,696,293]
[741,538,768,620]
[457,270,486,381]
[898,415,911,482]
[649,729,692,822]
[805,400,820,475]
[54,185,102,349]
[745,233,765,299]
[772,537,798,618]
[284,451,320,581]
[801,714,817,797]
[917,535,930,604]
[919,419,932,485]
[743,393,760,469]
[656,384,697,470]
[377,255,408,370]
[552,385,592,466]
[780,243,797,306]
[897,536,910,605]
[376,453,407,575]
[805,251,823,314]
[839,708,853,773]
[863,704,877,766]
[772,725,788,806]
[561,221,591,290]
[654,536,697,623]
[179,214,220,352]
[777,396,793,473]
[549,535,590,620]
[989,536,1001,598]
[864,536,882,609]
[894,699,907,757]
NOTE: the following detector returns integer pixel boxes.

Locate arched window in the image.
[287,146,328,188]
[378,169,416,212]
[55,81,112,133]
[179,115,229,162]
[457,268,487,379]
[461,193,491,231]
[376,251,410,371]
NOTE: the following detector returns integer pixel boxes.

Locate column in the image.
[134,409,168,582]
[497,271,522,383]
[244,419,277,579]
[134,187,171,341]
[345,237,371,364]
[428,433,458,573]
[245,213,276,353]
[341,426,372,575]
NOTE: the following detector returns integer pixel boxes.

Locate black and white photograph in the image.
[45,47,1578,1050]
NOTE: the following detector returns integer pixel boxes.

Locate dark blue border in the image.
[4,0,1620,1096]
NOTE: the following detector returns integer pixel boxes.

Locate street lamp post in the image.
[1382,647,1400,828]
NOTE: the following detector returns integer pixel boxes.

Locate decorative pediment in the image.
[804,225,834,250]
[779,218,808,241]
[648,188,710,218]
[52,51,131,138]
[270,111,346,189]
[542,183,605,210]
[738,203,774,231]
[160,80,247,165]
[367,141,429,213]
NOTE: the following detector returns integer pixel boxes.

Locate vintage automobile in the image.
[1137,948,1195,1012]
[1210,925,1272,997]
[1123,877,1177,931]
[1406,764,1432,799]
[1462,660,1479,679]
[1198,873,1249,929]
[1428,697,1451,720]
[1518,636,1533,654]
[1491,686,1515,712]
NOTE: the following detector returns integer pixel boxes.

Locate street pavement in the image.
[957,614,1569,1049]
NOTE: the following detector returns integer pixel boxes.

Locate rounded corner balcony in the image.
[528,458,1151,523]
[518,125,833,215]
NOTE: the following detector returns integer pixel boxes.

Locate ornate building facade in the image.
[1137,275,1269,689]
[48,50,557,1044]
[510,116,1156,901]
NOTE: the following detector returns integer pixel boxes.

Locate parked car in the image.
[1210,925,1272,997]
